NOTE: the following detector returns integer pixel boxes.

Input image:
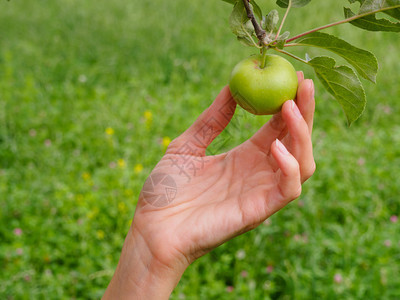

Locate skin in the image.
[103,72,315,299]
[229,54,298,115]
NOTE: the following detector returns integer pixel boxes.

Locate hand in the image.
[103,73,315,299]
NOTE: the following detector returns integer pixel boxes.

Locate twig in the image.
[284,43,301,47]
[273,48,309,64]
[242,0,266,43]
[275,0,292,39]
[286,4,400,43]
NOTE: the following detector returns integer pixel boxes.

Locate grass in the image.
[1,0,400,298]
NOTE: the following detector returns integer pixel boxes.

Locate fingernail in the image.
[276,139,290,155]
[291,100,303,119]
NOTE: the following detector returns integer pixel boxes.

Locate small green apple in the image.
[229,54,298,115]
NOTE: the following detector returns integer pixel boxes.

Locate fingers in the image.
[270,139,302,208]
[167,86,237,156]
[248,72,310,153]
[281,99,315,183]
[249,112,286,151]
[297,71,304,84]
[295,79,315,134]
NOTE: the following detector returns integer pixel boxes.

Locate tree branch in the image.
[242,0,266,43]
[286,4,400,43]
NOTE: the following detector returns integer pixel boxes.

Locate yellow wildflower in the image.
[144,110,153,122]
[118,202,127,213]
[105,127,114,136]
[134,163,143,174]
[117,159,126,168]
[82,172,91,181]
[162,136,171,148]
[124,189,134,197]
[87,207,99,219]
[96,230,105,240]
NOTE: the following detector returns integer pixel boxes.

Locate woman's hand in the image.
[103,73,315,299]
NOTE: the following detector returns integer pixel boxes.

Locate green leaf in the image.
[294,32,378,83]
[276,0,312,8]
[385,0,400,19]
[222,0,262,21]
[263,9,279,32]
[359,0,400,20]
[308,56,366,125]
[250,0,263,21]
[229,1,257,47]
[344,7,400,31]
[237,36,255,46]
[344,0,400,31]
[221,0,237,4]
[276,31,290,49]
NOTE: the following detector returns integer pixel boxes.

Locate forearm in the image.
[103,228,185,300]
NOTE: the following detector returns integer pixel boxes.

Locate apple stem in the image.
[260,47,268,69]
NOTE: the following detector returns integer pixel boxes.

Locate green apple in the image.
[229,54,298,115]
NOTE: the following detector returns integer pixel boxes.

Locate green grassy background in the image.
[1,0,399,298]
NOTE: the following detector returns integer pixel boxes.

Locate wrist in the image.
[103,227,186,300]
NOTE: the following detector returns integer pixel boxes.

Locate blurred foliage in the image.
[0,0,399,299]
